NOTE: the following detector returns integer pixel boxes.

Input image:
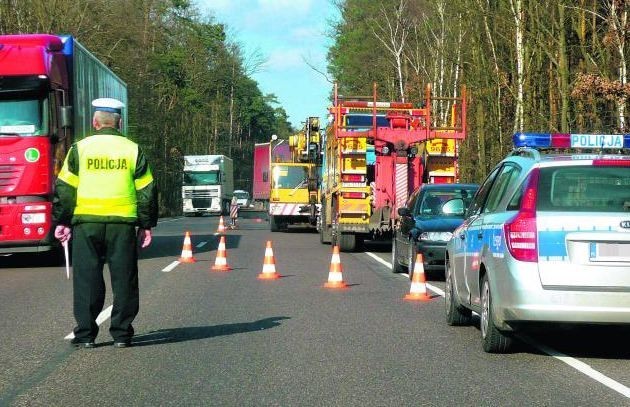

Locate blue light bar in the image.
[513,132,630,149]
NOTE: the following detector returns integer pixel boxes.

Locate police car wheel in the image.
[480,275,513,353]
[445,258,471,326]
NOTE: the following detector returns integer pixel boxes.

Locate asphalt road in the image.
[1,211,629,406]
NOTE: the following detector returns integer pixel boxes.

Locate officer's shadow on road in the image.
[125,316,290,347]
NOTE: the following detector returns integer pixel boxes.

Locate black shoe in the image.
[113,340,131,348]
[71,338,96,349]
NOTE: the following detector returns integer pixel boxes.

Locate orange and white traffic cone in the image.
[404,253,430,301]
[211,235,231,271]
[216,216,227,234]
[178,231,196,263]
[324,245,347,289]
[258,241,280,280]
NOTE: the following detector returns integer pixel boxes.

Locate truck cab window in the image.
[0,98,48,136]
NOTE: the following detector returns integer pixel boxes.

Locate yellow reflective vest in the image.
[57,131,154,221]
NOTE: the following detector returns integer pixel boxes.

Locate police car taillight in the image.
[504,169,539,262]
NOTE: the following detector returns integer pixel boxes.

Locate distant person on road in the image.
[52,98,158,349]
[230,195,239,228]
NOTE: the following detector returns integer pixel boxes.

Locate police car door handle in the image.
[459,233,465,240]
[477,232,483,239]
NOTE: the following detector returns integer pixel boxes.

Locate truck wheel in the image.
[269,215,279,232]
[480,274,513,353]
[445,258,472,326]
[339,233,356,252]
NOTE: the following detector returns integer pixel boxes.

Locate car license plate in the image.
[590,242,630,262]
[571,134,623,149]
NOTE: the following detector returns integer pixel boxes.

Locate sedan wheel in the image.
[391,235,404,273]
[480,275,513,353]
[407,242,417,279]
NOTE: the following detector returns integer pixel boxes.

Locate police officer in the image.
[53,98,158,349]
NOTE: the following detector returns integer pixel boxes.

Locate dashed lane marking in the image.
[162,261,180,272]
[364,251,630,400]
[196,241,207,248]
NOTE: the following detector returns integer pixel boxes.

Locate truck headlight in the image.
[420,231,452,242]
[22,213,46,224]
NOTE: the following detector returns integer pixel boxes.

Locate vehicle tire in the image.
[407,242,417,279]
[391,235,404,273]
[269,215,279,232]
[339,233,356,252]
[480,274,513,353]
[445,258,472,326]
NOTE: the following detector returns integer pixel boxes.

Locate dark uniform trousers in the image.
[72,222,138,342]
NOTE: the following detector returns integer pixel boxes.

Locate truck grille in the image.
[0,164,22,193]
[183,190,218,199]
[192,198,211,208]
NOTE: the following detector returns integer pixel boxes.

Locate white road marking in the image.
[157,218,181,223]
[162,261,180,272]
[520,336,630,399]
[64,305,113,340]
[364,250,630,400]
[196,241,207,248]
[364,252,444,296]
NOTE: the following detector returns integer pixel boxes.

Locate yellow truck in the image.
[268,117,322,232]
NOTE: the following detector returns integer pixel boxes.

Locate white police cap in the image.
[92,98,124,114]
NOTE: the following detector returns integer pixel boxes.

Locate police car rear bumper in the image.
[491,262,630,329]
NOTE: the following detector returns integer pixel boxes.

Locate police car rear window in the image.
[537,166,630,212]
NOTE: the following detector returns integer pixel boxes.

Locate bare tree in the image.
[370,0,411,101]
[510,0,525,133]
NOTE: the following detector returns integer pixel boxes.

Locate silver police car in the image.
[445,132,630,353]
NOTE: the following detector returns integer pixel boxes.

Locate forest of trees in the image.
[0,0,294,216]
[1,0,628,213]
[328,0,629,183]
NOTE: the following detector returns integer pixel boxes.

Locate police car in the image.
[445,132,630,353]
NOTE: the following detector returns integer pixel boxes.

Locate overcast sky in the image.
[197,0,339,129]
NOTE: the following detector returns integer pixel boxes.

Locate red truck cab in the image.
[0,34,127,254]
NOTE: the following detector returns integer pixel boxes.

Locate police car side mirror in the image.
[398,207,411,217]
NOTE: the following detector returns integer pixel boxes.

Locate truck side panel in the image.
[68,38,128,139]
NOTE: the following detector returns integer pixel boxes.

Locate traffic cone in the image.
[404,253,430,301]
[178,231,196,263]
[211,235,231,271]
[258,241,280,280]
[324,245,347,289]
[216,216,227,234]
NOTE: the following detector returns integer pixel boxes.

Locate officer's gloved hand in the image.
[138,228,152,248]
[54,225,71,242]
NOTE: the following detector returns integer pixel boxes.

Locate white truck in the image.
[182,155,234,216]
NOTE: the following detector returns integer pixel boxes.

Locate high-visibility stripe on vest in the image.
[72,134,145,218]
